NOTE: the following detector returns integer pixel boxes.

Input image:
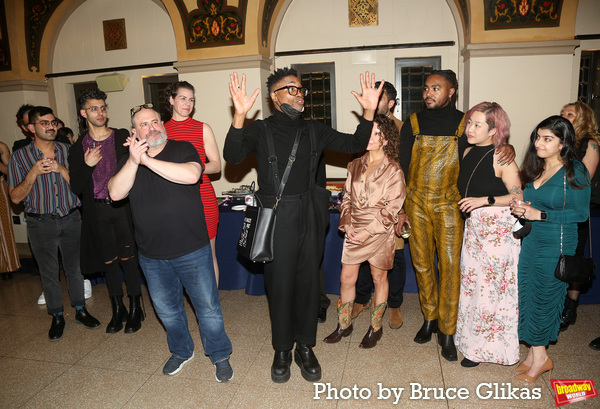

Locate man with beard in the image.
[399,70,513,361]
[224,68,382,383]
[8,106,100,341]
[108,106,233,382]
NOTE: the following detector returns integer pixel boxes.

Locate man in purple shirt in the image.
[8,106,100,341]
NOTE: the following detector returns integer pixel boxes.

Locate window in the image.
[142,74,179,123]
[292,63,336,127]
[395,57,441,121]
[579,51,600,124]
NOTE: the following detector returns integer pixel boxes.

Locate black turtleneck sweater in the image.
[399,104,467,183]
[224,110,372,196]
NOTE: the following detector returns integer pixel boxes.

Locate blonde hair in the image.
[562,101,600,146]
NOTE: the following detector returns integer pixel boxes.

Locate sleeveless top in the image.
[457,145,508,198]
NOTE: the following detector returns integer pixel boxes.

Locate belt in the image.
[94,198,113,204]
[26,207,79,220]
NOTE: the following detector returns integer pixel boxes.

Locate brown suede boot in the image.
[388,307,403,329]
[324,299,354,343]
[351,300,370,319]
[359,302,387,348]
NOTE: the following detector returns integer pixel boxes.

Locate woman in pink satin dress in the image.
[324,115,406,348]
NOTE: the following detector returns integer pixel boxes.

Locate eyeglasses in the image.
[130,103,154,116]
[273,86,308,97]
[85,105,108,113]
[34,120,59,128]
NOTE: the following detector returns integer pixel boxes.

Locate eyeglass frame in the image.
[130,103,154,117]
[272,85,309,97]
[34,120,59,128]
[85,105,108,113]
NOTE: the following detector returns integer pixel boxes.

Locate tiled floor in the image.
[1,270,599,408]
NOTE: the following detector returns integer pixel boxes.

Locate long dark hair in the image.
[520,115,584,189]
[374,115,400,160]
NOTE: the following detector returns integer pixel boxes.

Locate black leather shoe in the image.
[359,325,382,349]
[590,336,600,351]
[1,272,13,281]
[317,307,327,323]
[75,307,101,329]
[106,296,127,334]
[125,295,144,334]
[49,314,65,341]
[323,323,353,343]
[414,319,438,344]
[461,357,479,367]
[294,343,321,382]
[559,296,578,332]
[271,350,292,383]
[438,332,458,361]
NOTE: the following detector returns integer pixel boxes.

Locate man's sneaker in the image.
[84,279,92,299]
[215,359,234,383]
[162,353,194,376]
[38,292,46,305]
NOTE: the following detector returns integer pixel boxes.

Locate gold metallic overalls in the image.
[404,113,465,335]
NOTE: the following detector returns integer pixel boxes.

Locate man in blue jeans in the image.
[108,105,233,382]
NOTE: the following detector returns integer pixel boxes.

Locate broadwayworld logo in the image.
[551,379,598,406]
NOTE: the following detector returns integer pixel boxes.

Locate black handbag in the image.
[554,173,595,283]
[236,124,301,263]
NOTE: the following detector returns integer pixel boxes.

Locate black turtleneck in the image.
[224,109,372,196]
[399,104,466,180]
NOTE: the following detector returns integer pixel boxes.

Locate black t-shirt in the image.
[120,140,209,259]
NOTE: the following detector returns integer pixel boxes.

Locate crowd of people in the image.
[1,67,598,386]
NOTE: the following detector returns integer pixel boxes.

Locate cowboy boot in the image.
[359,301,387,348]
[324,299,353,343]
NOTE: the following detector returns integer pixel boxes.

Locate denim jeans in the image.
[27,210,85,314]
[138,245,232,364]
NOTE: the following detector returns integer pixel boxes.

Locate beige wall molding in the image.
[0,79,48,93]
[462,40,580,60]
[174,54,272,74]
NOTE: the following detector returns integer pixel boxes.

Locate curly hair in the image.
[464,101,511,147]
[561,101,600,147]
[163,81,195,114]
[520,115,583,190]
[16,104,34,125]
[77,89,107,110]
[266,67,298,93]
[374,115,400,161]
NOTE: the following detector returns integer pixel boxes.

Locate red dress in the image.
[164,117,219,239]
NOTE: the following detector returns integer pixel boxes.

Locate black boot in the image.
[414,319,438,344]
[106,296,127,334]
[125,295,144,334]
[271,350,292,383]
[438,332,458,361]
[294,343,321,382]
[559,296,578,332]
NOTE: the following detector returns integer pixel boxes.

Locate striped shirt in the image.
[8,142,80,215]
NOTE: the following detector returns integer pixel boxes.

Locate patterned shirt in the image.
[8,142,80,215]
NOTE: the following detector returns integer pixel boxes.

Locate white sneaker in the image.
[37,292,46,305]
[84,279,92,299]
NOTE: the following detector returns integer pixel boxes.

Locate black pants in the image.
[260,191,321,350]
[355,249,407,308]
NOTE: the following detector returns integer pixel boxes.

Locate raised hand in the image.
[229,72,261,128]
[128,136,148,166]
[351,71,384,120]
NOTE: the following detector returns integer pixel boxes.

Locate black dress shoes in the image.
[317,307,327,323]
[438,332,458,361]
[49,314,65,341]
[590,336,600,351]
[461,357,479,367]
[359,326,382,349]
[1,272,13,281]
[271,350,292,383]
[75,307,101,329]
[294,343,321,382]
[414,319,438,344]
[323,323,353,343]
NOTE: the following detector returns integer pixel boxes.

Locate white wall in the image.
[274,0,459,179]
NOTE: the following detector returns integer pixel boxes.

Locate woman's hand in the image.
[510,197,541,220]
[458,196,488,213]
[345,228,371,245]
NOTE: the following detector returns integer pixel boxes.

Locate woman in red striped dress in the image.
[164,81,222,283]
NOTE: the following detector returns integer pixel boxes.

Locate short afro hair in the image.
[266,67,298,93]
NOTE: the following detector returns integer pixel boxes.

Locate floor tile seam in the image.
[234,340,272,387]
[16,361,75,408]
[113,371,155,409]
[70,332,115,366]
[435,343,451,409]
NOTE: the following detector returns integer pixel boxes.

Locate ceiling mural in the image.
[0,0,11,72]
[261,0,278,48]
[173,0,247,49]
[484,0,563,30]
[25,0,63,72]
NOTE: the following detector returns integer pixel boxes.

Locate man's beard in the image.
[147,131,167,148]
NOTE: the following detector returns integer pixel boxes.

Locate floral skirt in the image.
[455,207,520,365]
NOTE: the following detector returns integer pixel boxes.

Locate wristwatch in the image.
[487,196,495,206]
[540,211,547,221]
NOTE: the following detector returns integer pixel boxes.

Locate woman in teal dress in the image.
[511,116,590,383]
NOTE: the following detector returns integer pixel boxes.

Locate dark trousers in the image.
[260,192,320,351]
[95,202,141,297]
[355,249,407,308]
[27,210,84,314]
